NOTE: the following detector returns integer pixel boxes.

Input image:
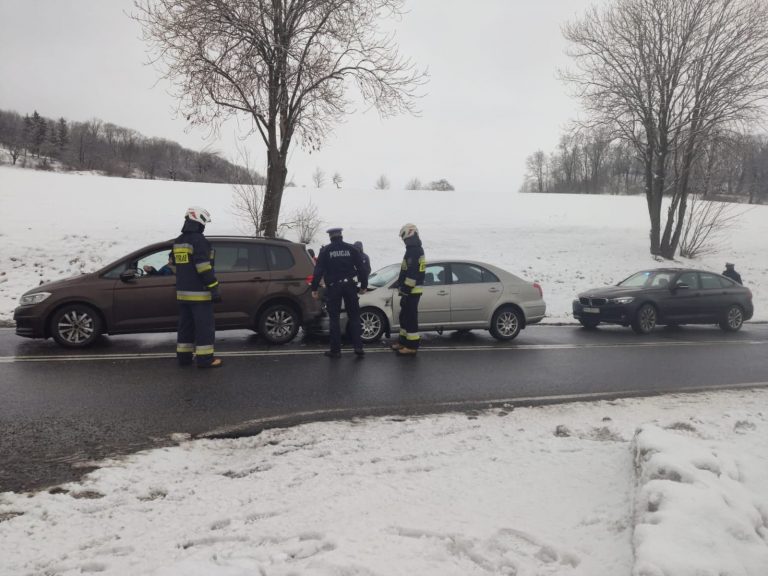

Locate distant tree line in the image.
[0,108,261,184]
[522,127,768,206]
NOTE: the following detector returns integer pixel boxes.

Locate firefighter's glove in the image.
[211,286,222,303]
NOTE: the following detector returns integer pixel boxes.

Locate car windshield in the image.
[368,263,401,288]
[618,271,675,288]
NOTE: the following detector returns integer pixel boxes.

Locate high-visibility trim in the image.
[401,260,407,270]
[173,244,194,254]
[406,332,421,341]
[404,277,417,287]
[196,261,212,273]
[176,290,212,302]
[411,287,423,295]
[206,281,219,289]
[418,256,426,272]
[399,329,407,336]
[195,345,214,355]
[176,343,194,353]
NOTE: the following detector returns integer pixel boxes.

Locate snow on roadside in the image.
[632,423,768,576]
[1,388,767,576]
[2,165,766,324]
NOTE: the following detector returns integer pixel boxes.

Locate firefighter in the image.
[392,223,425,356]
[311,227,369,358]
[173,206,222,368]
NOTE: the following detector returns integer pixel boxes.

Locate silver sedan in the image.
[319,260,546,344]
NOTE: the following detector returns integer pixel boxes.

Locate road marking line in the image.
[0,339,766,363]
[199,380,768,438]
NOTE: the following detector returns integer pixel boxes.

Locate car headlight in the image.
[20,292,52,306]
[609,296,635,304]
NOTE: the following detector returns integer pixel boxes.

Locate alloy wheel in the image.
[727,306,743,329]
[360,310,384,342]
[496,310,519,337]
[264,309,295,340]
[57,310,95,345]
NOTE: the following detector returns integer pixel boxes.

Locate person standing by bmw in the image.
[392,223,425,356]
[173,207,223,368]
[311,227,368,358]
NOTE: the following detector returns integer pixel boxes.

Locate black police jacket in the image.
[311,238,368,290]
[172,220,219,302]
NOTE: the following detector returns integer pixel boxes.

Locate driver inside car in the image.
[143,252,175,276]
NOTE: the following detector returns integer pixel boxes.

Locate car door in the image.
[392,263,451,328]
[112,247,177,332]
[697,272,730,322]
[212,242,271,328]
[449,263,503,325]
[664,271,702,321]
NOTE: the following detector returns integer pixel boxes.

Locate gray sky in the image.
[0,0,597,191]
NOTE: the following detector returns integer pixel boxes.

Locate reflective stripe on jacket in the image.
[173,225,218,302]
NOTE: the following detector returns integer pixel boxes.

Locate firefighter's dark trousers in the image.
[398,293,421,349]
[176,301,215,367]
[326,280,363,353]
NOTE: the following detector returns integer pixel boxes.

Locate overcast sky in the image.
[0,0,599,191]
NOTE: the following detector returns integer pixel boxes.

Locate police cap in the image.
[326,227,343,238]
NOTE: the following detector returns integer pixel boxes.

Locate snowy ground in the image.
[1,165,766,324]
[1,387,767,576]
[3,167,768,574]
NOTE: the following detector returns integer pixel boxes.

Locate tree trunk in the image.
[262,147,288,237]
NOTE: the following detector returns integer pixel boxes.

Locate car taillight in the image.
[533,282,543,298]
[747,289,753,300]
[306,275,314,285]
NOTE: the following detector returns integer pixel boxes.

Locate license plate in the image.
[583,307,600,313]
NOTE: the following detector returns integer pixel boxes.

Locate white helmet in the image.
[185,206,212,225]
[399,223,418,240]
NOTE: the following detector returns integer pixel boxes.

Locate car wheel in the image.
[359,308,386,343]
[579,319,600,330]
[719,305,744,332]
[258,303,300,344]
[490,306,522,341]
[631,303,657,334]
[50,304,102,348]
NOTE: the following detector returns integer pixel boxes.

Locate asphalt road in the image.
[2,323,768,493]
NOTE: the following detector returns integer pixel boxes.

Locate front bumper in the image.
[13,305,47,338]
[572,300,633,325]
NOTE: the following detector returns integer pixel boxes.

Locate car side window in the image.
[267,245,295,271]
[451,263,486,284]
[249,245,268,271]
[214,244,252,273]
[423,264,448,286]
[719,276,737,288]
[700,273,723,290]
[650,272,675,288]
[677,272,699,289]
[481,267,500,283]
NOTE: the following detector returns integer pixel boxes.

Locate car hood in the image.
[22,272,98,296]
[577,285,646,299]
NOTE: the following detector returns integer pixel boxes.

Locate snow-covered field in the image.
[1,165,766,324]
[3,167,768,575]
[1,388,767,576]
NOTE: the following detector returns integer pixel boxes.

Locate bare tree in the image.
[679,195,746,258]
[332,172,343,188]
[312,166,326,188]
[287,203,323,244]
[134,0,427,237]
[405,177,422,190]
[563,0,768,258]
[374,174,390,190]
[231,148,271,235]
[525,151,547,193]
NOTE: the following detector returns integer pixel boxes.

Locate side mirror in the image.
[120,269,139,282]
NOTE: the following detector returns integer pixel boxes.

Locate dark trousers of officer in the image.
[398,294,422,349]
[177,301,215,367]
[326,281,363,353]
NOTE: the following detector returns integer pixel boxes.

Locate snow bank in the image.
[632,424,768,576]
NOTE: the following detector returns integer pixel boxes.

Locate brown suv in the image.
[14,236,322,348]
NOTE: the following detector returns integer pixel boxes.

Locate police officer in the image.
[311,227,369,358]
[723,262,743,285]
[173,206,222,368]
[353,241,372,278]
[392,223,425,356]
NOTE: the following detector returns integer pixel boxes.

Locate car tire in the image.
[631,303,657,334]
[579,319,600,330]
[50,304,103,348]
[359,308,387,343]
[719,305,744,332]
[258,303,300,344]
[489,306,522,341]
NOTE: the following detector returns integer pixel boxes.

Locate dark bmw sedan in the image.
[573,268,753,334]
[14,236,321,348]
